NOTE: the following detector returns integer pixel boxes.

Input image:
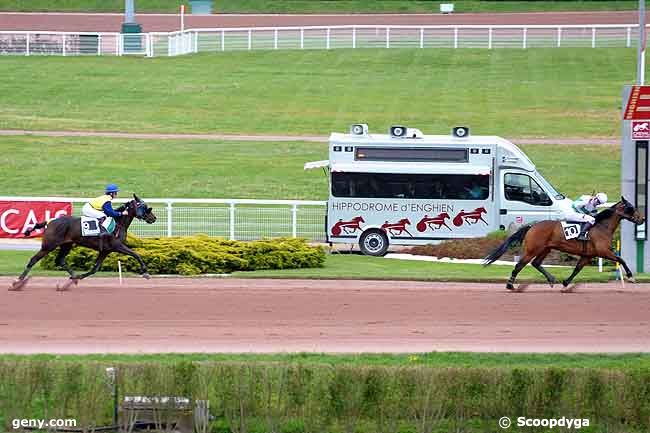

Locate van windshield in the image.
[537,174,565,200]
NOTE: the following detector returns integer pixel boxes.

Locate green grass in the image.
[0,136,620,200]
[0,49,637,137]
[2,352,650,368]
[0,0,637,13]
[3,250,645,283]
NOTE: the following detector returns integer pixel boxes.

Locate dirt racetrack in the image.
[1,277,650,354]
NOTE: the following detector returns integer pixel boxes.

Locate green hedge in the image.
[40,235,325,275]
[1,360,649,432]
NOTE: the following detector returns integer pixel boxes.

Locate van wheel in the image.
[359,230,389,257]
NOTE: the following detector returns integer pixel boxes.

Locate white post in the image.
[194,31,198,53]
[98,33,102,55]
[229,203,236,240]
[248,29,252,50]
[300,28,304,49]
[557,27,562,48]
[116,34,121,56]
[25,32,29,56]
[523,27,527,49]
[221,30,225,51]
[62,34,66,56]
[454,27,458,49]
[146,33,152,57]
[598,257,603,272]
[274,28,278,49]
[166,202,173,237]
[628,26,632,48]
[386,27,390,48]
[118,260,123,285]
[488,27,493,49]
[420,27,424,48]
[592,27,596,48]
[638,0,646,85]
[352,26,356,48]
[326,28,330,49]
[291,204,298,238]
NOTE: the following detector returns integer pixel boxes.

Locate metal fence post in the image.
[352,26,356,49]
[557,27,562,48]
[274,29,278,49]
[454,27,458,49]
[592,27,596,48]
[229,203,236,240]
[248,29,252,50]
[25,32,29,56]
[62,34,66,56]
[386,27,390,48]
[326,28,330,49]
[221,29,225,51]
[420,27,424,48]
[523,27,527,49]
[300,28,304,49]
[291,204,298,238]
[628,26,632,48]
[98,33,102,55]
[194,31,198,53]
[166,202,173,237]
[488,27,493,49]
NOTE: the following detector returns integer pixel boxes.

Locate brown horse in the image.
[483,197,644,291]
[10,194,156,291]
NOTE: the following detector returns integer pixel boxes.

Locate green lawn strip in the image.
[0,136,619,200]
[1,352,650,368]
[0,49,636,137]
[2,250,644,283]
[0,0,636,13]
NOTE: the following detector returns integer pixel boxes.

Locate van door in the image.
[500,171,553,229]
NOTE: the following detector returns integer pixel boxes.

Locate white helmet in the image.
[595,192,608,205]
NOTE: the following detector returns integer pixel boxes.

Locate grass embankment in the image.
[0,1,637,13]
[0,49,636,137]
[0,137,620,200]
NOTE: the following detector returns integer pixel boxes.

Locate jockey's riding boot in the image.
[577,222,592,241]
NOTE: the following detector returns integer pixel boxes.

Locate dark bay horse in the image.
[483,197,644,291]
[11,194,156,291]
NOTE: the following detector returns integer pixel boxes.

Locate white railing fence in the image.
[1,24,647,57]
[0,197,327,241]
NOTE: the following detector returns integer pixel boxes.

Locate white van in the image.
[305,124,574,256]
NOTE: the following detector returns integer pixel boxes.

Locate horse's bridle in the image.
[616,202,644,224]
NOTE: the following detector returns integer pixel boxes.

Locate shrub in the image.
[40,235,325,275]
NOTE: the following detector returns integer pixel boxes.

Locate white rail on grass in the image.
[0,24,647,57]
[0,197,326,241]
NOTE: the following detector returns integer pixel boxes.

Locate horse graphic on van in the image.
[331,216,365,236]
[381,218,413,237]
[416,213,452,232]
[453,207,488,227]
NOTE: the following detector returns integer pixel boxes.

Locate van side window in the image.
[504,174,552,206]
[331,173,489,200]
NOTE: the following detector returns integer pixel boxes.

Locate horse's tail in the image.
[24,221,48,237]
[483,225,532,266]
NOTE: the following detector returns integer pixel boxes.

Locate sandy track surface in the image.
[0,11,641,32]
[1,277,650,354]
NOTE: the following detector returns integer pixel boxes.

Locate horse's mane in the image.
[594,206,616,224]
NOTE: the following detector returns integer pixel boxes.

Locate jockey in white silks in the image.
[565,192,608,240]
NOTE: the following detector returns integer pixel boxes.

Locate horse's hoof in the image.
[56,279,76,292]
[506,282,515,291]
[142,273,151,280]
[515,283,529,292]
[561,284,576,293]
[626,276,636,284]
[9,277,29,291]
